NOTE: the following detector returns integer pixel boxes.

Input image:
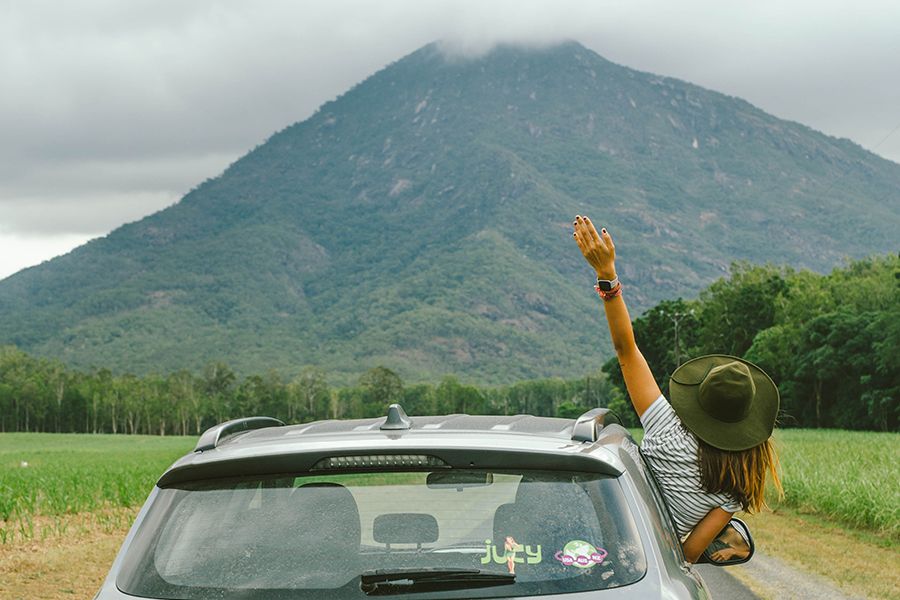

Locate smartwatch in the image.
[596,276,619,292]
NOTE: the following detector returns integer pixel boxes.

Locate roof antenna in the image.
[381,403,412,430]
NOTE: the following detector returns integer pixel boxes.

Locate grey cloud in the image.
[1,0,898,246]
[5,1,899,162]
[0,153,235,197]
[0,190,178,235]
[0,153,235,234]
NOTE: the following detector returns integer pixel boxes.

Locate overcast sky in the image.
[2,0,899,280]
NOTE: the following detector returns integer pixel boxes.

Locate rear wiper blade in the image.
[360,568,515,596]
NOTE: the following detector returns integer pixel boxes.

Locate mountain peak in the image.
[1,41,898,382]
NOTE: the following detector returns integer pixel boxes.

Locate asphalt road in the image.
[695,564,759,599]
[697,553,868,600]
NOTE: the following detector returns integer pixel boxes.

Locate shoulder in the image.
[639,395,698,457]
[639,395,680,435]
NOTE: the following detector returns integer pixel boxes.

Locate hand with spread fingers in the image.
[709,546,747,562]
[572,215,616,280]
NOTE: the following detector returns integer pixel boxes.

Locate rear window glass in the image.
[117,469,646,598]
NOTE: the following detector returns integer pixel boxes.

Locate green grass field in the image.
[773,429,899,541]
[1,429,897,544]
[0,433,194,543]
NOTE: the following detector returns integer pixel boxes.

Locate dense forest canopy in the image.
[1,254,896,434]
[603,253,899,431]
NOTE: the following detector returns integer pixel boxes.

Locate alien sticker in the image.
[554,540,607,568]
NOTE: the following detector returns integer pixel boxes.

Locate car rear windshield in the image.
[117,468,646,599]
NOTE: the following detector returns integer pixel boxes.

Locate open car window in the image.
[117,469,646,599]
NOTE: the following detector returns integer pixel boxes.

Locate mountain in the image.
[1,42,898,383]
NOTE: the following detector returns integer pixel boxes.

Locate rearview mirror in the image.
[426,470,493,490]
[698,518,754,566]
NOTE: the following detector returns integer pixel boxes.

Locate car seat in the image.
[288,482,362,588]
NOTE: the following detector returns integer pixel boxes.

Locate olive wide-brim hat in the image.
[669,354,779,452]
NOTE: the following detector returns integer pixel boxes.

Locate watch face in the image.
[597,280,615,292]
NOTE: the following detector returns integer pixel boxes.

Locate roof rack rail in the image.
[571,408,621,443]
[380,403,412,430]
[195,416,285,452]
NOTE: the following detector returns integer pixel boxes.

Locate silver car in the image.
[96,404,753,599]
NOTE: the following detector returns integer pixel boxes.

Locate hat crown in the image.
[698,361,756,423]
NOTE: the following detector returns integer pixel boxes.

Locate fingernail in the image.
[601,228,607,233]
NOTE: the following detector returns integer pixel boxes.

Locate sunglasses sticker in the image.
[554,540,607,568]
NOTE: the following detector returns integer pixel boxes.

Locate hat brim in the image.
[668,354,779,451]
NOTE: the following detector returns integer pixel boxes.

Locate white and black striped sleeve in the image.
[639,394,676,435]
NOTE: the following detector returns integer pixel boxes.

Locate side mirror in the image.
[697,518,754,566]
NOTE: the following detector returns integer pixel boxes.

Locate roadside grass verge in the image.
[738,507,900,600]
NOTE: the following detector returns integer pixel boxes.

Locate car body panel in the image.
[158,416,628,486]
[97,412,713,599]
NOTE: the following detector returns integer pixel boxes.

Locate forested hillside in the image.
[1,42,898,382]
[2,254,895,433]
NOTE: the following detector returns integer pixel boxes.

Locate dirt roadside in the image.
[735,508,899,600]
[726,551,869,600]
[0,527,125,599]
[0,508,895,600]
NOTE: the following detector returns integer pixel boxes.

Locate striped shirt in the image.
[640,395,741,538]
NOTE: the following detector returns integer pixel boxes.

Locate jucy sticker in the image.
[481,537,542,574]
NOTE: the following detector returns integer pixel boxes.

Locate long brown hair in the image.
[697,437,783,513]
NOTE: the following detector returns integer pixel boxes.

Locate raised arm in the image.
[573,215,661,417]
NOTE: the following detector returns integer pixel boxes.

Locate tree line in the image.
[0,254,896,435]
[0,349,619,436]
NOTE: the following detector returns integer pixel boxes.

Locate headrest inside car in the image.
[373,513,439,544]
[493,502,534,542]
